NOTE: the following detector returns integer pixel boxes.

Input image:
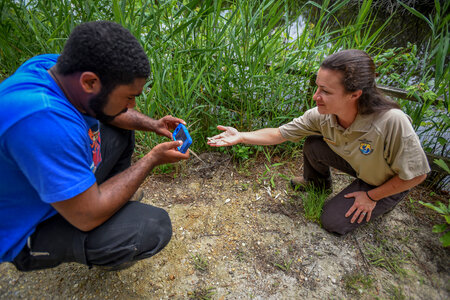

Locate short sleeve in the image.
[279,108,322,142]
[384,112,431,180]
[4,110,96,203]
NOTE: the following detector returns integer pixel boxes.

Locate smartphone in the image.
[172,123,192,153]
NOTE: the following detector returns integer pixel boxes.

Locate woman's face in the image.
[313,68,355,115]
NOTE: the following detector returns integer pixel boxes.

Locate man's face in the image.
[89,77,146,123]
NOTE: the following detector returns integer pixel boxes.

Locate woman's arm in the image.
[207,125,287,147]
[366,174,427,202]
[344,173,427,223]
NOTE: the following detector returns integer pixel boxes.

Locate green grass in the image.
[274,258,293,272]
[1,0,448,160]
[364,242,411,276]
[299,186,329,224]
[343,271,374,295]
[191,253,209,272]
[188,286,216,300]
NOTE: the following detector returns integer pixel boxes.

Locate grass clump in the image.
[364,242,411,275]
[386,284,406,300]
[343,271,374,295]
[191,254,208,272]
[188,286,216,300]
[274,258,293,273]
[299,186,329,224]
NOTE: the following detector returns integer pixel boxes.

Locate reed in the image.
[1,0,447,160]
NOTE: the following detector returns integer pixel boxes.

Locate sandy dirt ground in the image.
[1,152,449,299]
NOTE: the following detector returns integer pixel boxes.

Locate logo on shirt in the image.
[88,127,102,172]
[359,140,373,155]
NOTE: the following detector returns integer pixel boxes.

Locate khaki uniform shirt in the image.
[279,107,430,186]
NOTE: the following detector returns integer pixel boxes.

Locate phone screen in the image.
[175,128,187,142]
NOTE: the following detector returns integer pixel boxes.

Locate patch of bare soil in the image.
[1,152,449,299]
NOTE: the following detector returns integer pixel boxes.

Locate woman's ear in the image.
[79,72,101,94]
[351,89,363,101]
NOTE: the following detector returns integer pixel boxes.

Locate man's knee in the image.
[119,202,172,253]
[134,205,172,260]
[99,207,172,270]
[145,207,172,247]
[85,203,172,268]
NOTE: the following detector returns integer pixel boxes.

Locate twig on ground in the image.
[307,261,317,275]
[353,236,371,269]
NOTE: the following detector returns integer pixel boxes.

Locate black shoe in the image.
[95,261,136,271]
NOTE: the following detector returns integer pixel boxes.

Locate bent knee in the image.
[141,206,172,243]
[154,208,172,243]
[320,209,350,236]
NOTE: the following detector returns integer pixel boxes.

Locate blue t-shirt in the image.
[0,54,101,262]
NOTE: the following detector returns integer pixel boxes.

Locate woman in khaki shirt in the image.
[208,49,430,235]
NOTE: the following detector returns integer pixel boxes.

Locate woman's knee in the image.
[320,206,353,236]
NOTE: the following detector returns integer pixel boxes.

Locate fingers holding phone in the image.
[149,140,189,167]
[172,124,192,153]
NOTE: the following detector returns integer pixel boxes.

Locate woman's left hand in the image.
[344,191,377,223]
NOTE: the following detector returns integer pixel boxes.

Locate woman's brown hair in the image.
[320,49,400,114]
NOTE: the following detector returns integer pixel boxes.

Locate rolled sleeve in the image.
[279,108,322,142]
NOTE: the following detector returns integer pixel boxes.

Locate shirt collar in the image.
[327,113,373,133]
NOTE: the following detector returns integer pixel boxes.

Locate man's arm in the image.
[110,109,185,139]
[51,141,187,231]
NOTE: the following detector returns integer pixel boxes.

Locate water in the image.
[287,1,434,56]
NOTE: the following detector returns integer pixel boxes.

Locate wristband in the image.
[366,191,377,202]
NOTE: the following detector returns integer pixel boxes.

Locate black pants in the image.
[12,124,172,271]
[303,136,408,235]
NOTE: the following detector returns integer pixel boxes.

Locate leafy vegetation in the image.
[1,0,448,168]
[419,158,450,247]
[364,242,411,275]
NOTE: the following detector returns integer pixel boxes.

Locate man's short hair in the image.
[56,21,150,92]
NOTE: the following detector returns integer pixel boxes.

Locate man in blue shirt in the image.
[0,21,189,271]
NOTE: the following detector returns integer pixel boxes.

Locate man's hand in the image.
[153,115,186,139]
[344,191,377,223]
[148,140,189,167]
[207,125,242,147]
[51,141,188,232]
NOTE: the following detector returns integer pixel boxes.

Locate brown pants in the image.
[303,136,408,235]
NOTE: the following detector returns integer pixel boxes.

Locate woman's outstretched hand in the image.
[207,125,242,147]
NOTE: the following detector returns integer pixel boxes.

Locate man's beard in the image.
[89,88,128,123]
